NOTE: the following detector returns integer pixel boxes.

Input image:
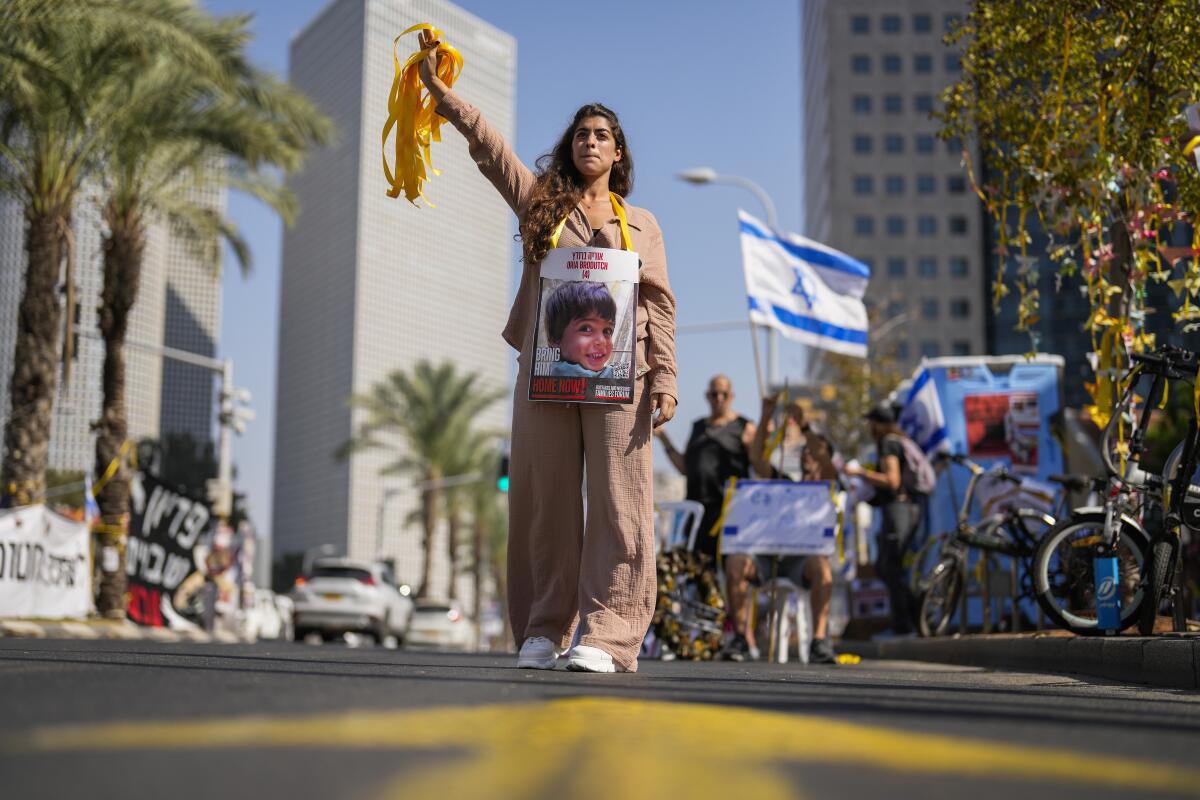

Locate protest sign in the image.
[0,505,91,619]
[529,246,638,404]
[720,480,838,556]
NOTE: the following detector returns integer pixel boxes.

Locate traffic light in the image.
[496,454,510,493]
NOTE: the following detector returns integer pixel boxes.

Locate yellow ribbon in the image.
[709,477,739,557]
[1184,134,1200,156]
[760,388,791,465]
[830,480,844,563]
[91,440,133,497]
[382,23,463,205]
[549,192,632,251]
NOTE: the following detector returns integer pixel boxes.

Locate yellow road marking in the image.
[12,697,1199,799]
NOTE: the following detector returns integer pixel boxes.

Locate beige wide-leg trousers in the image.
[507,356,656,672]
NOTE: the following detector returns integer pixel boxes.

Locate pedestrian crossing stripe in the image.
[11,697,1199,799]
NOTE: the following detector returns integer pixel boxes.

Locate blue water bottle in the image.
[1093,553,1121,635]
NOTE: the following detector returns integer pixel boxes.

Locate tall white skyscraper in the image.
[802,0,985,368]
[273,0,514,596]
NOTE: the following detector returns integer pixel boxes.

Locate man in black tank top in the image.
[656,375,756,559]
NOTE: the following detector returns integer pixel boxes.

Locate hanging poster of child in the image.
[529,246,639,404]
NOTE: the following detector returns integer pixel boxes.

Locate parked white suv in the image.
[290,559,413,644]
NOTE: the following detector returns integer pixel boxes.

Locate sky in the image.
[201,0,810,540]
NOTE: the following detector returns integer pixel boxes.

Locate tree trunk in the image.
[94,207,145,618]
[447,506,460,601]
[1,209,69,506]
[472,517,484,649]
[417,478,440,598]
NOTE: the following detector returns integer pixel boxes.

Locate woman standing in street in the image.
[417,31,677,673]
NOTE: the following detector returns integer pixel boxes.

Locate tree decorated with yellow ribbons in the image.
[939,1,1200,425]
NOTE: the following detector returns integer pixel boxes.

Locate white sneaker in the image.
[517,636,561,669]
[564,644,628,673]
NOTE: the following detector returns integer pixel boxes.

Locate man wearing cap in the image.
[843,404,918,637]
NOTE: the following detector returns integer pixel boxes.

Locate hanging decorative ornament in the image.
[382,23,463,205]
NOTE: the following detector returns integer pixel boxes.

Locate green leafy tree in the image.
[89,12,331,616]
[940,1,1200,417]
[0,0,240,505]
[340,361,503,598]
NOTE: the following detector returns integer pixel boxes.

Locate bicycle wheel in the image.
[908,532,950,598]
[918,556,963,637]
[1137,539,1176,636]
[1032,511,1150,635]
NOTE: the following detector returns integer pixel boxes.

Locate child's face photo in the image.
[556,313,613,372]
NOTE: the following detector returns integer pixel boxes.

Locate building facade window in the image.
[882,14,901,33]
[884,94,902,114]
[947,175,966,194]
[949,257,969,277]
[853,175,874,195]
[855,216,875,236]
[945,52,962,72]
[950,298,971,318]
[916,134,936,154]
[921,340,940,358]
[851,15,870,33]
[952,341,971,356]
[914,93,934,113]
[852,54,871,74]
[916,174,936,194]
[944,14,963,32]
[854,135,873,154]
[918,215,937,236]
[886,215,906,236]
[882,53,902,74]
[913,54,933,74]
[887,300,906,318]
[885,175,905,195]
[888,257,906,277]
[852,94,872,114]
[921,298,939,319]
[946,135,963,154]
[885,134,904,154]
[896,341,911,360]
[949,215,968,235]
[917,257,937,278]
[913,13,932,33]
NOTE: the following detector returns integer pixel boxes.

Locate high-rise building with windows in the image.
[802,0,984,369]
[0,182,222,475]
[273,0,514,597]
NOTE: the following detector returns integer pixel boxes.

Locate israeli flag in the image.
[899,366,950,454]
[739,210,870,357]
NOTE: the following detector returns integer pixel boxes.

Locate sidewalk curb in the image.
[0,618,247,644]
[839,634,1200,690]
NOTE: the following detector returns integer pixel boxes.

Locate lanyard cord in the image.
[550,192,632,251]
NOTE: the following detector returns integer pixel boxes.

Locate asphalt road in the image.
[1,639,1198,800]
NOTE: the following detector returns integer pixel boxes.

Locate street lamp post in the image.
[677,167,782,393]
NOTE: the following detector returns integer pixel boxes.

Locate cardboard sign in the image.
[720,480,838,556]
[529,246,638,404]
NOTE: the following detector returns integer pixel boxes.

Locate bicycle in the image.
[916,454,1076,637]
[1031,344,1198,635]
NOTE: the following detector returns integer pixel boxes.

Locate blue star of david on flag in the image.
[791,269,816,309]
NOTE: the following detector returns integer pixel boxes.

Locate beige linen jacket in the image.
[436,91,678,402]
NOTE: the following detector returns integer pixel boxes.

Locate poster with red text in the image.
[529,246,639,404]
[964,392,1040,471]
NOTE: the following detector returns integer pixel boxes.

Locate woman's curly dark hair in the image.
[520,103,633,266]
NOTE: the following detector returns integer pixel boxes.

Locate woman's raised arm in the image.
[418,31,535,214]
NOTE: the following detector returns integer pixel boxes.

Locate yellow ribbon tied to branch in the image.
[382,23,463,205]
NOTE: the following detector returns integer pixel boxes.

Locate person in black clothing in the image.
[655,375,756,560]
[843,403,919,637]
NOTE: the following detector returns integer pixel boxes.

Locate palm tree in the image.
[0,0,239,504]
[340,361,503,598]
[90,19,333,615]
